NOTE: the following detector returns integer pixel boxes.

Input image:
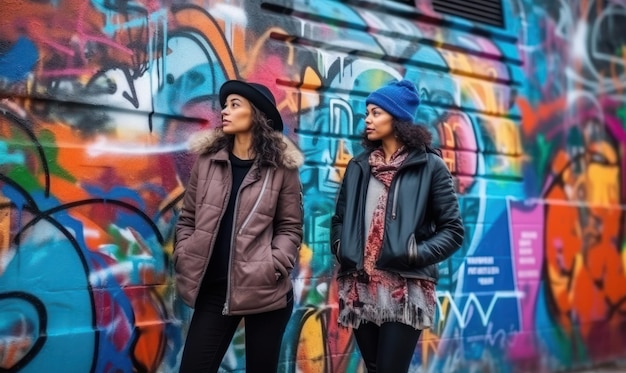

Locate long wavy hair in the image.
[204,104,286,167]
[362,118,435,153]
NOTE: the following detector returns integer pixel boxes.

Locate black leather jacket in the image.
[331,148,464,282]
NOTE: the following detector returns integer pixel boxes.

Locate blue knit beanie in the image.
[365,79,420,122]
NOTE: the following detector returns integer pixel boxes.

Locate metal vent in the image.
[433,0,504,27]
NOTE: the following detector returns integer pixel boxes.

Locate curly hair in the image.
[203,104,285,167]
[362,119,434,152]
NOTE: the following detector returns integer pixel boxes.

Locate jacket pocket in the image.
[185,231,214,257]
[172,248,182,271]
[173,250,207,307]
[173,231,196,271]
[237,258,277,288]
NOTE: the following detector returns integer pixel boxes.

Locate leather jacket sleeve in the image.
[415,155,464,267]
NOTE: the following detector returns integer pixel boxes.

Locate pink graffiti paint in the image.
[507,200,544,363]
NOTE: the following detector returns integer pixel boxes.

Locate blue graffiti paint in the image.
[0,36,38,83]
[0,141,25,165]
[0,220,95,372]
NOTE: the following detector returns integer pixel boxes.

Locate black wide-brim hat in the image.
[219,80,284,132]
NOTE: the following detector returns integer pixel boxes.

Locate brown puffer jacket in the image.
[174,129,304,315]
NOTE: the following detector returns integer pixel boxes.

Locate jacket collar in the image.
[187,129,304,169]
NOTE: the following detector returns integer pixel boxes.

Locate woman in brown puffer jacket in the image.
[174,80,303,373]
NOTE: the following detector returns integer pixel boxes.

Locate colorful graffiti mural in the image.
[1,0,625,372]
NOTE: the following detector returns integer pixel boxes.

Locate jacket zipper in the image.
[390,180,400,219]
[389,153,426,220]
[223,187,241,316]
[238,169,271,234]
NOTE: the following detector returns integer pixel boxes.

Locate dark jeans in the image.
[179,286,293,373]
[353,321,423,373]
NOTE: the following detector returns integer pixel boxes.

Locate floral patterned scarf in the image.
[364,146,408,275]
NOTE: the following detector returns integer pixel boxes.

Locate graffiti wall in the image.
[1,0,625,372]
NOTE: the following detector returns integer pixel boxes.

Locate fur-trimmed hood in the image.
[187,129,304,169]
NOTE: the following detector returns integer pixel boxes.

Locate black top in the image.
[201,152,254,288]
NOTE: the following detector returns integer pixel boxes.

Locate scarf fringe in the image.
[338,301,431,330]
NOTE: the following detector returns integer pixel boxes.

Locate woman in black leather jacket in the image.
[331,79,464,373]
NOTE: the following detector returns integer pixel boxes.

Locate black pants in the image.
[353,321,423,373]
[179,286,293,373]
